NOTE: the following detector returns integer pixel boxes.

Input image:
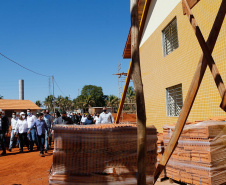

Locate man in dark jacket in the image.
[0,110,9,156]
[61,111,73,124]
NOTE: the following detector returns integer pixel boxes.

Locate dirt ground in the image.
[112,113,137,123]
[0,146,53,185]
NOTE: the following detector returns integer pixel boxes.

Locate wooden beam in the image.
[182,0,226,110]
[154,0,226,183]
[130,1,147,185]
[183,0,200,14]
[115,62,132,123]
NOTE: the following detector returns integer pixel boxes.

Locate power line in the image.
[54,78,66,96]
[0,52,50,78]
[0,52,67,97]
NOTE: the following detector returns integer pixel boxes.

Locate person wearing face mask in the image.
[15,112,29,153]
[61,111,73,124]
[94,113,100,124]
[8,112,18,152]
[0,110,9,156]
[28,113,48,157]
[26,109,37,151]
[99,107,114,124]
[42,109,52,153]
[81,114,87,125]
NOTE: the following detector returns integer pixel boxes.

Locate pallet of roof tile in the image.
[50,124,157,184]
[164,121,226,140]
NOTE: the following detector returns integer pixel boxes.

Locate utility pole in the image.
[130,0,147,184]
[52,76,55,114]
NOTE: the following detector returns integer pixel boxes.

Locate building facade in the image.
[123,0,226,132]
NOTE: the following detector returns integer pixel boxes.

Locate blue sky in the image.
[0,0,132,103]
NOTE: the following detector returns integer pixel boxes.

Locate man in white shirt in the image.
[81,114,87,125]
[27,109,37,151]
[99,107,114,124]
[94,113,101,124]
[8,112,18,152]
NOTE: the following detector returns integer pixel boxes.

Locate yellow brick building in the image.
[123,0,226,132]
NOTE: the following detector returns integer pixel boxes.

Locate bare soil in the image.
[0,146,53,185]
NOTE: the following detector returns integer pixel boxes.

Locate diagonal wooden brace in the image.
[154,0,226,183]
[183,0,226,111]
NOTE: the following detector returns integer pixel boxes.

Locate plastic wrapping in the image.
[163,121,226,185]
[49,124,157,185]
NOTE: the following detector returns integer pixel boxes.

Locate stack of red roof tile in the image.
[156,133,167,180]
[49,124,157,185]
[163,120,226,185]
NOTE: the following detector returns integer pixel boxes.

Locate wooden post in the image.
[154,0,226,183]
[130,0,147,184]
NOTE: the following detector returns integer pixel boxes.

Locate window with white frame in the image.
[166,84,183,117]
[162,18,179,56]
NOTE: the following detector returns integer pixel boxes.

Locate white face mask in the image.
[12,115,16,118]
[22,115,25,119]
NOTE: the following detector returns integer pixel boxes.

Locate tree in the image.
[0,95,3,99]
[35,100,42,107]
[76,85,106,107]
[54,96,73,112]
[81,85,106,107]
[55,96,64,112]
[43,95,55,112]
[126,86,135,103]
[106,95,119,113]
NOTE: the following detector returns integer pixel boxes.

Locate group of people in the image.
[0,107,114,157]
[0,109,52,157]
[67,107,114,125]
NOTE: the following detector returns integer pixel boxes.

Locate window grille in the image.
[162,18,179,56]
[166,84,183,117]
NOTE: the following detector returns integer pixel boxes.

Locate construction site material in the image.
[156,133,167,180]
[49,124,157,185]
[154,0,226,182]
[163,120,226,185]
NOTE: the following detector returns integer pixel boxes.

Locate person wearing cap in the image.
[8,112,18,152]
[15,112,29,153]
[28,113,48,157]
[0,110,9,156]
[42,109,52,153]
[61,111,73,124]
[99,107,114,124]
[27,109,37,151]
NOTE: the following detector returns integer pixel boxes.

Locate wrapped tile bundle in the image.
[49,124,157,185]
[163,121,226,185]
[156,133,167,180]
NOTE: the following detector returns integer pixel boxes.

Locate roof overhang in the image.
[123,0,151,59]
[123,0,201,59]
[0,99,42,110]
